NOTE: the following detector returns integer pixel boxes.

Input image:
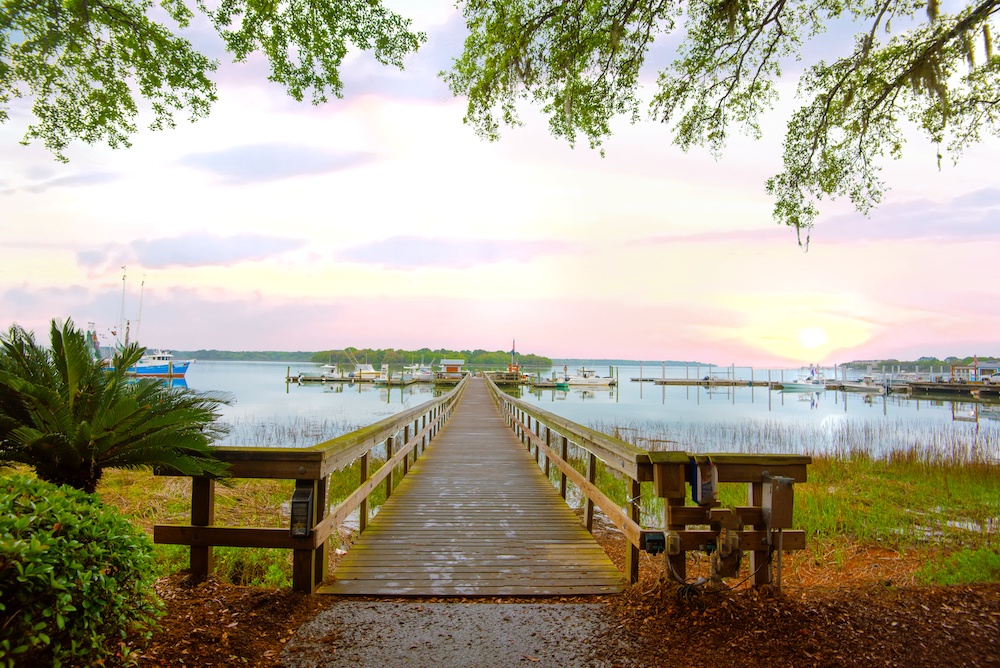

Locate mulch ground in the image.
[131,522,1000,667]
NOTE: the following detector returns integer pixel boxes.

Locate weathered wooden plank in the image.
[154,525,311,550]
[321,583,623,596]
[323,377,625,596]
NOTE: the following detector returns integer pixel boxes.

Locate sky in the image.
[2,1,998,367]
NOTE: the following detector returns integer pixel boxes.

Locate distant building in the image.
[950,359,1000,382]
[436,359,466,380]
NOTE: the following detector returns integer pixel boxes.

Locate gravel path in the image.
[279,602,638,668]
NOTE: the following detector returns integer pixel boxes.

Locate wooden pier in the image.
[157,374,811,595]
[320,378,625,596]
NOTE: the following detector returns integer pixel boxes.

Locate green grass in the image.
[581,417,1000,583]
[917,546,1000,584]
[84,412,1000,587]
[94,441,418,589]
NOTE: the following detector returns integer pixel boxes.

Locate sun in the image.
[797,327,829,350]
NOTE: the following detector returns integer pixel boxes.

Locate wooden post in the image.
[292,479,319,593]
[410,420,419,461]
[403,425,410,475]
[560,436,569,499]
[422,414,427,453]
[543,428,551,478]
[386,436,394,499]
[624,478,641,584]
[533,419,540,463]
[585,453,597,532]
[360,453,369,532]
[749,481,772,586]
[666,496,686,583]
[314,476,328,586]
[190,477,215,576]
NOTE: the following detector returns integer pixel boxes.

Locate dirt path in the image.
[280,602,635,667]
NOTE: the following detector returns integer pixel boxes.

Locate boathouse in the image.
[949,359,1000,382]
[437,359,466,380]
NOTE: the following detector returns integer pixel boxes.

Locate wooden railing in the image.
[154,375,469,592]
[486,377,811,588]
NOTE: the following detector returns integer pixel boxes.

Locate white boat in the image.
[841,375,886,394]
[296,364,345,383]
[566,367,617,386]
[780,379,826,392]
[533,372,570,388]
[779,367,826,392]
[411,363,435,382]
[130,350,193,378]
[374,364,390,385]
[349,363,380,381]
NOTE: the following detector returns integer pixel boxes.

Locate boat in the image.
[779,367,826,392]
[565,367,617,386]
[349,363,380,381]
[129,350,193,378]
[491,340,531,384]
[779,378,826,392]
[296,364,345,383]
[374,364,390,385]
[841,375,887,394]
[411,362,435,383]
[532,371,570,389]
[343,350,381,381]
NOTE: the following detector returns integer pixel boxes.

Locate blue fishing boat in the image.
[130,350,193,377]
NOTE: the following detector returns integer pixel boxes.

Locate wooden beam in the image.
[624,478,640,584]
[190,478,214,576]
[155,525,313,550]
[673,529,805,552]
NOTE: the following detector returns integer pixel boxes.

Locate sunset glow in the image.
[2,3,998,366]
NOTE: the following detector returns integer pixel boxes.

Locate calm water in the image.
[183,361,447,446]
[182,361,1000,456]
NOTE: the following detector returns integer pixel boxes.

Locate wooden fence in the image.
[155,372,811,592]
[154,376,469,592]
[486,377,811,587]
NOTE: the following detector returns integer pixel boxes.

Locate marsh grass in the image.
[215,414,363,447]
[96,426,415,588]
[588,417,1000,584]
[94,413,999,588]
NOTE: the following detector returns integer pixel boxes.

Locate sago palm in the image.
[0,318,229,493]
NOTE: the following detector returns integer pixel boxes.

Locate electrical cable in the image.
[723,541,776,591]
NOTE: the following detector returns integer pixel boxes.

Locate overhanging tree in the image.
[1,0,425,160]
[3,1,998,235]
[443,0,1000,238]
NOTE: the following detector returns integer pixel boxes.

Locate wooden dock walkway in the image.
[319,377,625,596]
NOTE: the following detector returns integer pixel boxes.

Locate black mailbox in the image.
[290,487,314,538]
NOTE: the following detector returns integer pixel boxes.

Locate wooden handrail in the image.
[484,376,812,589]
[154,375,470,592]
[206,376,470,479]
[485,376,652,480]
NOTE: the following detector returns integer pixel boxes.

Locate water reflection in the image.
[182,361,1000,455]
[516,370,1000,426]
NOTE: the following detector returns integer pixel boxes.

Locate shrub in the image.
[0,318,230,494]
[0,475,162,667]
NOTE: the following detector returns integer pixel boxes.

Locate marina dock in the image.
[321,379,624,595]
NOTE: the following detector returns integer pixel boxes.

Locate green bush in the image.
[0,475,162,667]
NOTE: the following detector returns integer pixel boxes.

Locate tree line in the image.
[843,355,999,370]
[311,347,553,368]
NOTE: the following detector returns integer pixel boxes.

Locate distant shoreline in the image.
[167,350,996,369]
